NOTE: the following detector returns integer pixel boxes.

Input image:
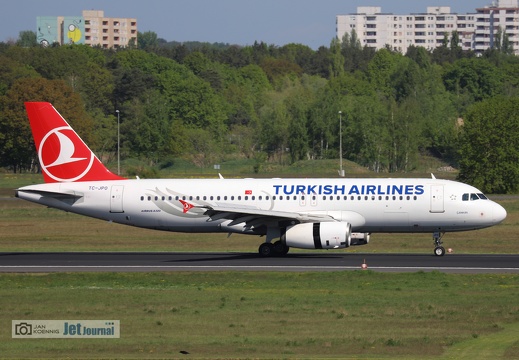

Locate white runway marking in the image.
[1,265,518,273]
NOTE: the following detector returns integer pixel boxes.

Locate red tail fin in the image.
[25,102,125,183]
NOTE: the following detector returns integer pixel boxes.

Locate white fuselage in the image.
[17,177,507,235]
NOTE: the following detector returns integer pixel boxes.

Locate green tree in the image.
[457,97,519,193]
[367,48,401,98]
[443,58,504,111]
[17,31,37,47]
[329,37,344,78]
[138,31,159,50]
[0,77,93,172]
[120,91,171,162]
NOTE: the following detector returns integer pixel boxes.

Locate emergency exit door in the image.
[430,185,444,213]
[110,185,124,213]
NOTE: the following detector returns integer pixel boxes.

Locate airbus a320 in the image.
[16,102,507,257]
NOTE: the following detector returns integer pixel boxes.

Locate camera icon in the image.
[15,322,32,336]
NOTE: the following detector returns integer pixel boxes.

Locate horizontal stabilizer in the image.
[16,188,84,204]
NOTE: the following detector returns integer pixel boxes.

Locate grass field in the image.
[0,272,518,359]
[1,173,519,359]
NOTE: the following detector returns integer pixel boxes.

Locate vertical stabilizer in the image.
[25,102,125,183]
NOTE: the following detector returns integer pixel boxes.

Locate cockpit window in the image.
[462,193,489,201]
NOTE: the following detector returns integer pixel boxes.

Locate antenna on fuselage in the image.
[431,173,436,179]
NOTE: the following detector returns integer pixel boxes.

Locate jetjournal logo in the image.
[12,320,120,338]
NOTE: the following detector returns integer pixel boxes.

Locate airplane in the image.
[16,102,507,257]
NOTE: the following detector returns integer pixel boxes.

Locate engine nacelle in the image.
[282,222,351,250]
[350,232,370,246]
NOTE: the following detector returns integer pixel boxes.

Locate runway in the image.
[1,252,518,273]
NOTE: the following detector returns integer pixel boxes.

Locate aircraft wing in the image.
[200,205,335,227]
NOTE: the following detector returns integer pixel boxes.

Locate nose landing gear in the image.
[433,232,445,256]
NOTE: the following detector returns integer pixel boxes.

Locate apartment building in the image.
[36,10,137,48]
[336,0,519,55]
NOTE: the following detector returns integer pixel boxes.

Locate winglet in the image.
[25,102,125,183]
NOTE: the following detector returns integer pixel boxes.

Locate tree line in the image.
[2,30,519,193]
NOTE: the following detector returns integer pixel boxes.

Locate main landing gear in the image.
[433,231,446,256]
[258,241,289,257]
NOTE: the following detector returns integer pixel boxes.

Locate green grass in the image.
[0,272,518,359]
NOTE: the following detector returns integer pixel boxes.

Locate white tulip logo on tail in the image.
[38,126,94,182]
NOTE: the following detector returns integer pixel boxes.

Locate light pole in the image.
[338,111,344,177]
[116,110,120,175]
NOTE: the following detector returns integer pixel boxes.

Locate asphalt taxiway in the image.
[0,252,518,273]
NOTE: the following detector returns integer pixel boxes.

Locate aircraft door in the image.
[110,185,124,213]
[430,185,445,213]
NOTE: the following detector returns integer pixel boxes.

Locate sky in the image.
[1,0,491,49]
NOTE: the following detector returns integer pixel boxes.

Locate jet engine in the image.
[282,222,351,249]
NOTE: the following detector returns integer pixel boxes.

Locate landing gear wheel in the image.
[434,246,445,257]
[433,231,446,257]
[273,241,289,256]
[258,243,274,257]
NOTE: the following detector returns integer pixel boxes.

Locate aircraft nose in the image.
[493,202,507,224]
